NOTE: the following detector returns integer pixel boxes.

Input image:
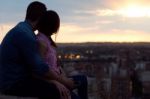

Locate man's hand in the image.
[45,69,75,89]
[50,80,71,99]
[60,77,75,90]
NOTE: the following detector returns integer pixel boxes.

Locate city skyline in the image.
[1,0,150,43]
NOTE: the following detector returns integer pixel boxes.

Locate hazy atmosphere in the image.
[1,0,150,43]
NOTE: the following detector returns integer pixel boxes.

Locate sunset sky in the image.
[1,0,150,43]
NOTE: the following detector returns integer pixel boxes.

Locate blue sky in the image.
[1,0,150,43]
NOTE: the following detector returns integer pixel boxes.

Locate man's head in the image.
[25,1,47,29]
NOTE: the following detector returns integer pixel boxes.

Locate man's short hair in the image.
[25,1,47,22]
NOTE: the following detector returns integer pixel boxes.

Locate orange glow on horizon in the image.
[1,24,150,43]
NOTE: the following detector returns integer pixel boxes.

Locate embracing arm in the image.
[45,70,75,89]
[13,30,49,77]
[37,39,75,89]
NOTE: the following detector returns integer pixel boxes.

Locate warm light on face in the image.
[118,5,150,17]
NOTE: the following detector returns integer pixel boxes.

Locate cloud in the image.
[55,23,150,42]
[96,0,150,9]
[1,0,150,43]
[97,17,150,33]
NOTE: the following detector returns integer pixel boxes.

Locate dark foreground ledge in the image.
[0,94,37,99]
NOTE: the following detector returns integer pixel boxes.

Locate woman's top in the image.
[37,33,60,75]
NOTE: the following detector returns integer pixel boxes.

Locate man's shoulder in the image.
[15,21,32,33]
[11,21,34,37]
[2,21,34,44]
[6,22,27,36]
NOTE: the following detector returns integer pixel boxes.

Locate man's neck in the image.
[26,20,36,31]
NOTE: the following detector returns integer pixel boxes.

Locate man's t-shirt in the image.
[0,21,49,92]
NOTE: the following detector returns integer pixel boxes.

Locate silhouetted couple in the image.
[0,1,87,99]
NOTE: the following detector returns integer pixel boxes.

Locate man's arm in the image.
[45,70,75,89]
[38,39,75,89]
[13,30,49,77]
[13,30,75,89]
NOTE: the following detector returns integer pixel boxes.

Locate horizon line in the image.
[56,41,150,44]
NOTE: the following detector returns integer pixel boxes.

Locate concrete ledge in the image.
[0,94,37,99]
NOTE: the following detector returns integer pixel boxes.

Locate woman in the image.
[37,10,88,99]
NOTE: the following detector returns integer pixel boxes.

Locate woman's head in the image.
[37,10,60,36]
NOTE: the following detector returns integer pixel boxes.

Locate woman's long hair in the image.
[37,10,60,47]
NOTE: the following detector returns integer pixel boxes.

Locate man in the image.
[0,1,74,99]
